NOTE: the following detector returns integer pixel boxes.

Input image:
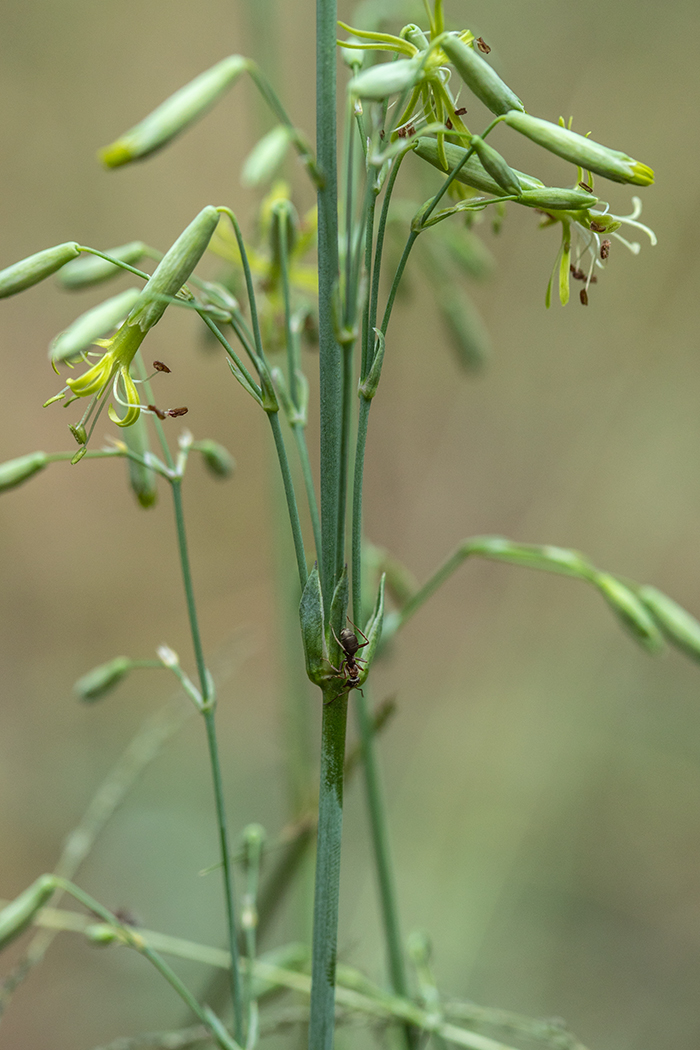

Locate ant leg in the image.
[346,617,370,650]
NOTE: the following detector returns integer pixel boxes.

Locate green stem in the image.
[316,0,341,609]
[51,879,240,1050]
[309,689,350,1050]
[268,412,308,589]
[291,423,322,563]
[170,480,244,1043]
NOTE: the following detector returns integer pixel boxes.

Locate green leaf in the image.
[299,565,327,684]
[328,566,349,662]
[359,574,386,685]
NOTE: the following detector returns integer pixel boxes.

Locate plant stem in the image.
[170,480,244,1043]
[308,689,350,1050]
[268,412,308,589]
[316,0,341,608]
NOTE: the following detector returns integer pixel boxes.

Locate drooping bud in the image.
[349,57,424,100]
[193,439,236,478]
[503,112,654,186]
[49,288,142,363]
[241,125,293,187]
[0,451,49,493]
[441,35,524,116]
[0,243,80,298]
[0,875,57,949]
[594,574,665,652]
[57,242,148,289]
[127,206,220,333]
[469,135,521,196]
[122,412,158,508]
[517,187,598,210]
[414,137,543,196]
[99,56,248,167]
[74,656,132,701]
[639,586,700,662]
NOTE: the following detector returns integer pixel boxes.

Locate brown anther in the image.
[147,403,167,420]
[476,37,491,54]
[589,221,607,233]
[578,180,592,193]
[454,107,467,116]
[153,360,171,373]
[407,126,416,137]
[600,239,611,260]
[166,407,189,418]
[445,118,454,130]
[569,265,586,281]
[379,129,385,140]
[580,288,589,306]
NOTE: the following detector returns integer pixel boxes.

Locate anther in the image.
[454,107,467,116]
[153,360,171,373]
[600,239,611,260]
[476,37,491,54]
[166,406,188,418]
[578,180,593,193]
[147,403,167,420]
[580,288,589,306]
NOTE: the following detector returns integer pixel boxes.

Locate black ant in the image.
[326,620,369,703]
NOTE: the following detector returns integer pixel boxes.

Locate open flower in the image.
[541,195,656,307]
[62,320,147,426]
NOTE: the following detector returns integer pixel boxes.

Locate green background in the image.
[1,1,699,1047]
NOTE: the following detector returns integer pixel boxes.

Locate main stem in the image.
[171,480,244,1043]
[308,691,349,1050]
[317,0,341,608]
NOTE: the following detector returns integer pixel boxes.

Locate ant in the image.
[326,620,369,703]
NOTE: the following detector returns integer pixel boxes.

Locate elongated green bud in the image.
[469,135,521,196]
[503,112,654,186]
[0,242,80,298]
[0,875,57,949]
[50,288,142,363]
[349,56,424,100]
[639,586,700,662]
[122,412,158,508]
[441,35,524,116]
[518,187,598,209]
[75,656,132,701]
[57,242,148,289]
[241,126,292,187]
[100,56,248,167]
[127,206,220,332]
[193,439,236,478]
[468,537,596,579]
[414,137,543,196]
[0,451,49,493]
[437,288,491,372]
[594,574,664,652]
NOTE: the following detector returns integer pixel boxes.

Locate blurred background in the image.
[1,0,700,1047]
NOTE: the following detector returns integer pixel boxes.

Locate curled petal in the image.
[66,354,114,398]
[108,366,142,427]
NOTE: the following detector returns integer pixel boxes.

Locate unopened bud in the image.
[441,35,524,116]
[0,451,49,493]
[57,242,147,289]
[122,412,158,508]
[0,875,57,949]
[127,207,220,333]
[0,243,81,298]
[194,440,236,478]
[100,56,248,167]
[414,137,542,196]
[349,57,424,100]
[503,112,654,186]
[50,288,142,363]
[469,135,521,196]
[75,656,132,701]
[639,586,700,662]
[241,125,293,187]
[594,574,664,652]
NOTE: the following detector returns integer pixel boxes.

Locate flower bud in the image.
[122,412,158,508]
[127,206,220,333]
[57,242,147,289]
[100,56,248,167]
[503,112,654,186]
[194,439,236,478]
[639,586,700,662]
[469,135,521,196]
[0,451,49,493]
[441,35,524,116]
[594,574,664,652]
[517,187,598,210]
[349,57,424,100]
[414,137,543,196]
[0,243,81,298]
[74,656,132,701]
[49,288,142,363]
[241,126,293,187]
[0,875,57,948]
